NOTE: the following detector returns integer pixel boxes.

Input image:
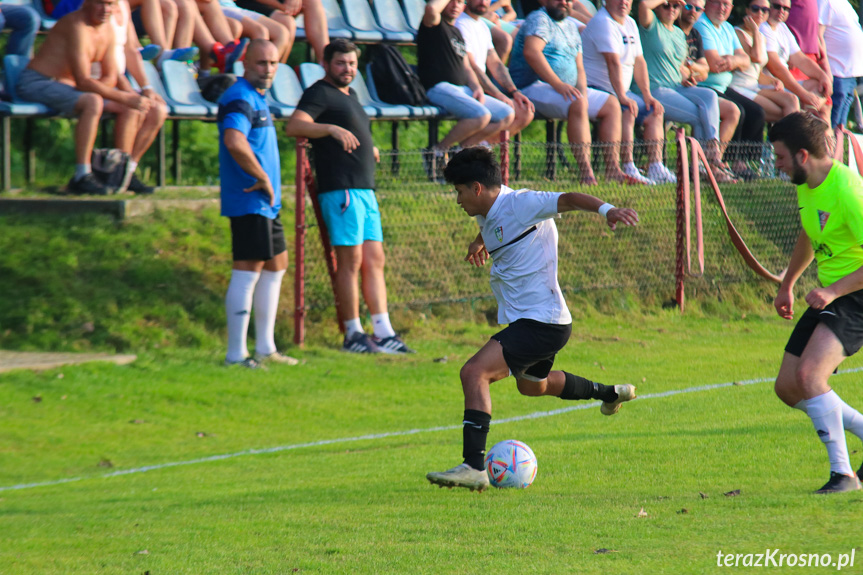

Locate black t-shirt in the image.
[684,27,705,62]
[416,20,469,90]
[296,80,375,193]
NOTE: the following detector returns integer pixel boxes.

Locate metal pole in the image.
[293,139,308,346]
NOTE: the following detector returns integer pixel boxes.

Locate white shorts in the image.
[221,5,263,21]
[520,80,611,120]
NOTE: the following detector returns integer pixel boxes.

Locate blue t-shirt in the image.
[217,78,281,219]
[693,14,742,92]
[510,8,582,89]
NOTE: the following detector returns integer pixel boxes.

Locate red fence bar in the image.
[675,130,687,313]
[499,130,510,186]
[294,139,308,346]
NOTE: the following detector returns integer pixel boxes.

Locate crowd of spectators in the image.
[1,0,862,191]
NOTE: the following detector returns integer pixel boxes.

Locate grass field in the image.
[3,311,863,574]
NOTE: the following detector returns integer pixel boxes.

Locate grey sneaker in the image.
[224,357,264,369]
[815,472,862,494]
[426,463,490,492]
[600,384,637,416]
[373,334,415,354]
[342,332,380,354]
[254,351,299,365]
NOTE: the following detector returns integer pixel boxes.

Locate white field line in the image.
[3,367,863,493]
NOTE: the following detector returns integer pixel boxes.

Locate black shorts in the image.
[491,319,572,381]
[233,0,275,15]
[785,288,863,357]
[230,213,287,262]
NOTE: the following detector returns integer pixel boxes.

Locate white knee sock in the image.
[371,312,396,339]
[344,317,364,338]
[807,390,854,475]
[253,269,285,356]
[794,398,863,440]
[225,270,259,363]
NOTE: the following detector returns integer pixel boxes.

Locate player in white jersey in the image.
[426,146,640,491]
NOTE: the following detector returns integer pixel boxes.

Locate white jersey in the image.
[581,7,642,94]
[455,12,494,73]
[818,0,863,78]
[476,186,572,326]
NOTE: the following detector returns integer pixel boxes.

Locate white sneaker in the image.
[426,463,490,491]
[647,162,677,184]
[622,162,656,185]
[254,351,299,365]
[601,384,637,416]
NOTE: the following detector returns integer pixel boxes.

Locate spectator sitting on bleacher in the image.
[731,0,799,124]
[0,1,40,59]
[784,0,832,102]
[581,0,677,184]
[214,0,292,63]
[456,0,534,137]
[232,0,329,64]
[508,0,626,184]
[818,0,863,129]
[475,0,518,62]
[417,0,515,171]
[16,0,163,195]
[637,0,736,181]
[760,0,832,131]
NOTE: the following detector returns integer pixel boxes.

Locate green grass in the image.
[2,313,863,574]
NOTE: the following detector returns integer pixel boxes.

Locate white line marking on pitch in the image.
[3,367,862,493]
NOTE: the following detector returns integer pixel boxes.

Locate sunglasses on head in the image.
[749,5,770,11]
[683,3,703,10]
[771,3,790,10]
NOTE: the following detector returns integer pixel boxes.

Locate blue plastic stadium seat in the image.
[341,0,412,43]
[231,61,295,119]
[0,55,55,116]
[143,61,209,116]
[401,0,424,33]
[364,62,443,119]
[160,60,218,116]
[318,0,364,40]
[352,71,413,118]
[270,64,303,112]
[372,0,417,40]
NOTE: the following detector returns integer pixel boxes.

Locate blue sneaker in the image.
[342,332,380,354]
[373,334,415,354]
[139,44,161,61]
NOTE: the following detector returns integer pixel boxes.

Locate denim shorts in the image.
[426,82,513,121]
[318,188,383,246]
[832,76,859,129]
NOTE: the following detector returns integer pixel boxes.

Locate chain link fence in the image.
[292,132,859,334]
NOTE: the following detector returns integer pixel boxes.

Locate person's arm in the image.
[766,50,823,108]
[422,0,450,28]
[689,56,710,82]
[68,24,146,109]
[632,55,663,115]
[223,128,275,206]
[774,230,814,319]
[557,192,640,230]
[602,52,638,117]
[462,53,485,101]
[284,109,361,151]
[816,24,832,84]
[523,35,581,100]
[788,50,831,96]
[466,50,504,101]
[569,0,594,23]
[637,0,664,29]
[465,231,489,266]
[489,0,516,21]
[736,19,766,65]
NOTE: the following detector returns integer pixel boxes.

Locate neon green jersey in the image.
[797,161,863,287]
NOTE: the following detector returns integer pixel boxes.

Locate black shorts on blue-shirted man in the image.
[491,319,572,381]
[230,213,286,261]
[785,288,863,358]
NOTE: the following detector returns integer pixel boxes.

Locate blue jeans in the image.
[426,82,513,122]
[651,85,720,141]
[0,3,40,58]
[832,76,859,129]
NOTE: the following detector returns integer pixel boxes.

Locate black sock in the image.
[560,372,618,402]
[462,409,491,471]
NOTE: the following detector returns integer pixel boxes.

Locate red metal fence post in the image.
[675,131,686,313]
[499,130,510,186]
[294,139,307,346]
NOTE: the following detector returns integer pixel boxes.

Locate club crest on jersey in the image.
[818,210,831,231]
[494,226,503,243]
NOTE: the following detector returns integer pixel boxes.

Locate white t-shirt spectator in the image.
[581,7,642,94]
[759,20,801,65]
[818,0,863,78]
[455,13,495,73]
[475,186,572,326]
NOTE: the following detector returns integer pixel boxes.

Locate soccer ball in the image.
[484,439,538,489]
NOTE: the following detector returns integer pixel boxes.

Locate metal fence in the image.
[290,130,863,342]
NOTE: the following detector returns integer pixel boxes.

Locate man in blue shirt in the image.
[218,39,298,369]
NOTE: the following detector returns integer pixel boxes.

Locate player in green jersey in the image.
[769,112,863,494]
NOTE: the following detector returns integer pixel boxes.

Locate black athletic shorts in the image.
[230,213,286,262]
[785,288,863,357]
[234,0,275,15]
[491,319,572,381]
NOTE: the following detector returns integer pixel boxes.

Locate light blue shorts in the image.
[318,188,383,246]
[426,82,514,121]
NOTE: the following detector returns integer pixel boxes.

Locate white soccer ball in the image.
[484,439,538,489]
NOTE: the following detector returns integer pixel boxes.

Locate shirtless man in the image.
[16,0,155,195]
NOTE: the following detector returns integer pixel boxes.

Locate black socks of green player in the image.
[560,372,618,402]
[463,409,491,471]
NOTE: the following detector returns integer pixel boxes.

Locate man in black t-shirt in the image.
[417,0,514,171]
[285,39,414,355]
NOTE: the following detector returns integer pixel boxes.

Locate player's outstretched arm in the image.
[557,192,639,230]
[464,232,488,267]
